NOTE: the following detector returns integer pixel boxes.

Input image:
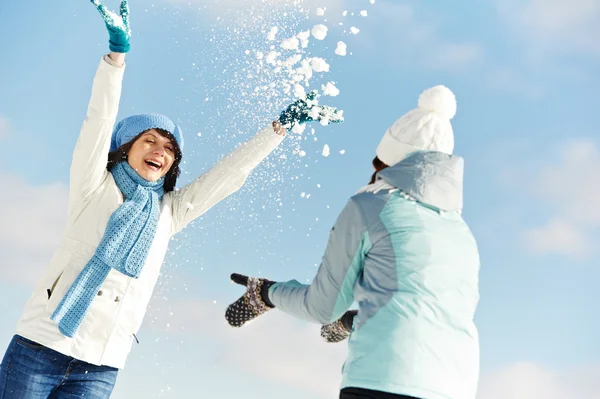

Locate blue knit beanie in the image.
[110,113,184,153]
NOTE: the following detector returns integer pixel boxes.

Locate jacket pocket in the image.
[47,272,64,299]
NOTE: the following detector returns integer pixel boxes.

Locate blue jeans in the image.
[0,335,118,398]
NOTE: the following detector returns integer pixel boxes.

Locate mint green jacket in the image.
[269,151,480,399]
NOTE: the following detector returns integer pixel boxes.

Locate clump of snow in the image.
[292,123,306,134]
[297,30,310,40]
[322,144,331,157]
[281,36,299,50]
[311,57,330,72]
[293,83,306,98]
[311,24,328,40]
[265,51,280,64]
[316,7,326,16]
[342,10,348,16]
[360,10,368,17]
[299,150,307,157]
[296,30,310,48]
[350,26,360,35]
[267,27,278,41]
[321,82,340,96]
[284,54,302,66]
[308,107,321,120]
[335,41,347,56]
[339,150,346,154]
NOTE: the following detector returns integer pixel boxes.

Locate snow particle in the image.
[310,57,330,73]
[293,83,306,98]
[335,41,347,56]
[297,30,310,40]
[311,24,328,40]
[321,81,340,97]
[281,36,299,50]
[322,144,331,157]
[267,26,278,41]
[360,10,368,17]
[316,7,326,16]
[350,26,360,35]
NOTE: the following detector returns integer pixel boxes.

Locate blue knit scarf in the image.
[51,161,165,338]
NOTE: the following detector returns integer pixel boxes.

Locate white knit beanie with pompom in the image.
[376,85,457,167]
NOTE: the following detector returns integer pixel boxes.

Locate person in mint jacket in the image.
[0,1,342,398]
[226,85,481,399]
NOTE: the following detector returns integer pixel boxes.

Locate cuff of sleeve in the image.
[102,54,125,69]
[258,124,286,146]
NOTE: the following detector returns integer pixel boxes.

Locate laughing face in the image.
[127,129,176,182]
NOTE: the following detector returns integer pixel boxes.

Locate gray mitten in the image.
[320,310,358,343]
[225,273,275,328]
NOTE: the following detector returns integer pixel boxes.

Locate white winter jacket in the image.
[14,56,284,369]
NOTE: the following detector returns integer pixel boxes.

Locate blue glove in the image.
[279,90,344,131]
[91,0,131,53]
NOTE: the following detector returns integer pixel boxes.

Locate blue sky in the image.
[1,0,599,398]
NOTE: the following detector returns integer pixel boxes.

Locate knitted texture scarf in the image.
[51,161,165,338]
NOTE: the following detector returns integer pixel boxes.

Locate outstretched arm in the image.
[69,0,130,200]
[224,198,370,329]
[268,199,371,324]
[168,121,285,234]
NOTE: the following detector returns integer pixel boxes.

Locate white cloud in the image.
[0,172,69,286]
[430,43,483,70]
[486,67,545,100]
[147,296,600,398]
[523,218,591,258]
[361,2,482,71]
[146,297,347,397]
[478,362,600,399]
[521,139,600,258]
[495,0,600,57]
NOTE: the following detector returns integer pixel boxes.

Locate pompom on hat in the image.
[110,113,184,153]
[376,85,457,167]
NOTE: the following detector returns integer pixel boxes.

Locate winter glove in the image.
[320,310,358,343]
[225,273,276,328]
[91,0,131,53]
[279,90,344,131]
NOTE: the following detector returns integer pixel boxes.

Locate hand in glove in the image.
[225,273,276,328]
[320,310,358,343]
[279,90,344,131]
[91,0,132,53]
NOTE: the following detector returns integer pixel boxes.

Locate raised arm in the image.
[69,0,131,200]
[168,91,344,235]
[168,122,286,234]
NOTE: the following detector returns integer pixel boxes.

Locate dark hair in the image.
[369,156,389,185]
[107,128,183,192]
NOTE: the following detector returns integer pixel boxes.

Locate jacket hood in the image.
[377,151,464,211]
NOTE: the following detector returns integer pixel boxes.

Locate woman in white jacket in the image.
[0,1,342,398]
